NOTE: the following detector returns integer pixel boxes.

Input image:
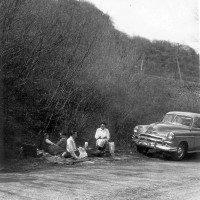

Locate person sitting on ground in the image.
[56,131,68,149]
[95,122,110,152]
[43,133,65,156]
[63,131,80,160]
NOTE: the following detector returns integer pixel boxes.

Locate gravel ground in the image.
[0,152,200,200]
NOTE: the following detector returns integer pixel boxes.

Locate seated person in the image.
[63,131,80,159]
[43,133,65,155]
[95,122,110,152]
[56,131,67,149]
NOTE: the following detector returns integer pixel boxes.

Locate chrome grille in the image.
[140,133,163,144]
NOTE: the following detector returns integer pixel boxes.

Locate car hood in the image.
[144,122,190,136]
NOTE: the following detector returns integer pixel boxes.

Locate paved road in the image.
[0,154,200,200]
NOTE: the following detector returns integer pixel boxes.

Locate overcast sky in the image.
[86,0,199,52]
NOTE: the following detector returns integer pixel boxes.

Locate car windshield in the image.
[162,114,193,127]
[162,114,175,123]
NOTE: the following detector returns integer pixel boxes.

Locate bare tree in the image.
[0,0,5,168]
[193,5,199,81]
[0,49,4,168]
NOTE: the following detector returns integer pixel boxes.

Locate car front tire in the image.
[172,142,187,161]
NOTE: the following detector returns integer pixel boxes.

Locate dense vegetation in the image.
[0,0,199,156]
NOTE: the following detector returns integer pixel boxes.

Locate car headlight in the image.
[134,126,139,133]
[167,132,174,140]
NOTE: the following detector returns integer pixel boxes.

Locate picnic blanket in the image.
[42,153,90,165]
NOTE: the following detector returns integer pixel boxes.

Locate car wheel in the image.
[173,142,187,161]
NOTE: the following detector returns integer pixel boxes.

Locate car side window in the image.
[193,117,200,128]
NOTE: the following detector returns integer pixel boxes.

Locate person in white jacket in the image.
[95,122,110,152]
[66,131,80,159]
[62,131,88,159]
[61,131,80,159]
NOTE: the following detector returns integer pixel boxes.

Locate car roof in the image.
[167,111,200,118]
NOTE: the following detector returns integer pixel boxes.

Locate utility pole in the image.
[199,56,200,83]
[140,54,145,73]
[140,58,144,72]
[176,43,183,81]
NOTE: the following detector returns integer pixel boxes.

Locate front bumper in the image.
[134,139,177,152]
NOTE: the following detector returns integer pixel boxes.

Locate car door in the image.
[191,117,200,151]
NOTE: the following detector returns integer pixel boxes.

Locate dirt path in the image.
[0,154,200,200]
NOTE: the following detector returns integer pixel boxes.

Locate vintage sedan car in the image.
[132,111,200,160]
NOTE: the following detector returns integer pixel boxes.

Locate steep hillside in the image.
[1,0,199,154]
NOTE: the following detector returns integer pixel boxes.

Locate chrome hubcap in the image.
[177,146,183,157]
